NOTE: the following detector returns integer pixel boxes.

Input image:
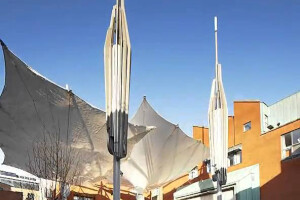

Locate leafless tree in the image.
[28,129,81,200]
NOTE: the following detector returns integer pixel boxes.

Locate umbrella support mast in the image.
[213,16,225,200]
[216,175,222,200]
[215,16,222,200]
[113,155,121,200]
[113,0,122,199]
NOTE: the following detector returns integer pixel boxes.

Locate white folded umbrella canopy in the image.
[208,17,228,195]
[0,42,150,187]
[122,97,210,191]
[104,0,131,159]
[104,1,132,199]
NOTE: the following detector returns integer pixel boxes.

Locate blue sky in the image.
[0,0,299,135]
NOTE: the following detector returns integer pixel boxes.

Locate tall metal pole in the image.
[214,16,218,72]
[113,1,121,199]
[214,16,222,200]
[216,179,221,200]
[113,156,121,200]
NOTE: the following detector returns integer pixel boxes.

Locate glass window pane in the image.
[284,133,292,147]
[292,143,300,156]
[207,160,211,173]
[236,151,242,164]
[233,154,237,165]
[228,154,234,166]
[243,122,251,132]
[292,129,300,145]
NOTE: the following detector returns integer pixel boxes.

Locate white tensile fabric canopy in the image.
[0,44,150,186]
[0,42,209,190]
[122,98,210,190]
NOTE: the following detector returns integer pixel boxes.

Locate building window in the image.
[151,188,161,200]
[228,145,242,166]
[228,150,242,166]
[243,121,251,132]
[204,159,211,173]
[188,166,199,180]
[281,128,300,160]
[204,148,242,171]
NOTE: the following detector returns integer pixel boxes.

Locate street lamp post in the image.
[208,16,228,200]
[104,0,131,199]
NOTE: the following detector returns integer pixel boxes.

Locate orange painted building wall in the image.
[161,100,300,200]
[0,191,22,200]
[191,101,300,200]
[230,101,300,200]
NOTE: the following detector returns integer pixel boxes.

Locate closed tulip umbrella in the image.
[104,0,131,199]
[208,17,228,200]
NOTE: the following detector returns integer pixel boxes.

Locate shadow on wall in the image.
[66,182,152,200]
[67,162,210,200]
[236,187,260,200]
[71,183,151,200]
[0,191,22,200]
[261,157,300,200]
[163,162,210,200]
[95,183,151,200]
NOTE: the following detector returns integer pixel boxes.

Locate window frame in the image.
[228,149,242,166]
[204,145,242,170]
[151,188,161,200]
[281,129,300,160]
[188,166,199,180]
[243,121,251,132]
